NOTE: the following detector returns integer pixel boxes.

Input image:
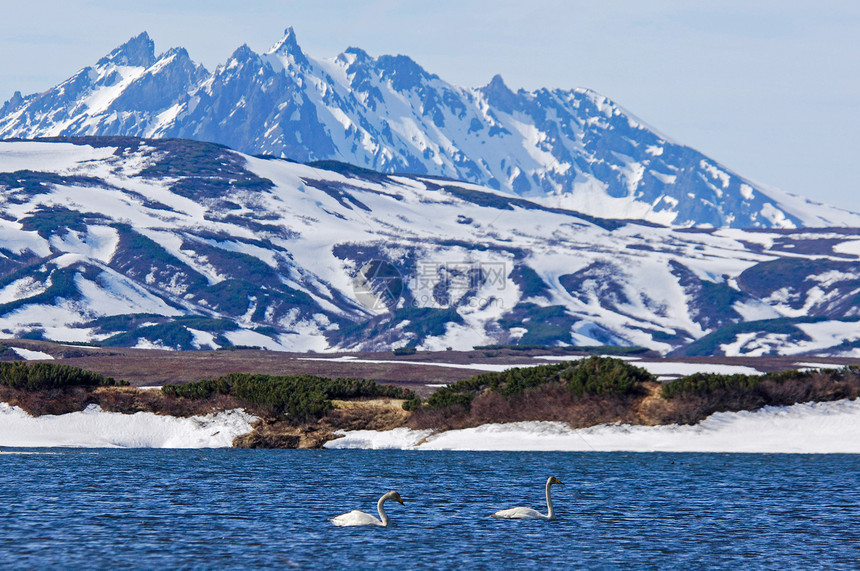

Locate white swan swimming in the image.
[492,476,563,520]
[330,491,405,527]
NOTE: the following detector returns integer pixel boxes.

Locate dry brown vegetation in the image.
[0,384,247,417]
[326,398,410,431]
[408,384,643,430]
[0,385,95,416]
[654,369,860,425]
[234,398,411,448]
[407,382,676,431]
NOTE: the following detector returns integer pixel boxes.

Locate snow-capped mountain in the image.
[2,29,857,229]
[2,137,860,356]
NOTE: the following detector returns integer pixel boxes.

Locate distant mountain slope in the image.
[2,29,858,229]
[1,137,860,355]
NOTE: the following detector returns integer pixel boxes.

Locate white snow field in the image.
[0,403,257,448]
[298,356,527,373]
[530,356,762,377]
[325,399,860,454]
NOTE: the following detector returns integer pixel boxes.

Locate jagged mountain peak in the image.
[374,53,439,90]
[484,73,510,90]
[342,46,372,62]
[97,32,156,68]
[266,26,309,67]
[227,43,260,65]
[480,74,519,113]
[0,91,24,115]
[159,45,193,62]
[269,26,299,51]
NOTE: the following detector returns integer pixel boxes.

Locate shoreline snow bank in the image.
[5,399,859,453]
[325,399,860,453]
[0,403,257,448]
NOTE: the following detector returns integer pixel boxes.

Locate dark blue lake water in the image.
[0,449,858,569]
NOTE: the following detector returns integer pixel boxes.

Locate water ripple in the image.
[0,450,858,569]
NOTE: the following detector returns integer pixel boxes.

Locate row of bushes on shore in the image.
[0,362,414,422]
[660,366,859,398]
[3,358,860,430]
[410,357,655,429]
[659,365,860,423]
[161,373,417,423]
[0,361,126,390]
[409,357,860,429]
[424,357,652,411]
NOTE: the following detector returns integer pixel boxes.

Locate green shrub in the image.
[562,356,652,396]
[661,372,760,399]
[423,357,652,412]
[160,377,232,399]
[425,388,475,410]
[161,373,416,423]
[0,362,124,390]
[402,397,422,411]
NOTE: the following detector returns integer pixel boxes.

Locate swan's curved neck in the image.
[545,480,555,519]
[377,496,390,526]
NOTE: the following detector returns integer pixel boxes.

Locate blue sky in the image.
[2,0,858,210]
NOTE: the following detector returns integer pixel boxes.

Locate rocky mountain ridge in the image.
[2,29,858,229]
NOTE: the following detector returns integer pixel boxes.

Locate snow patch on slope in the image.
[10,347,54,360]
[0,141,117,173]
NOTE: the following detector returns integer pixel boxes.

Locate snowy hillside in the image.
[2,30,858,229]
[2,137,860,355]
